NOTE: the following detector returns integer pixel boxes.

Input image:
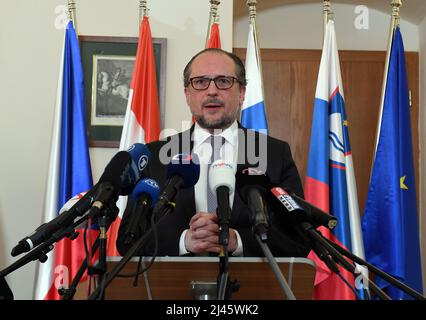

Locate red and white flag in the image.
[191,22,222,123]
[106,16,160,256]
[206,22,221,49]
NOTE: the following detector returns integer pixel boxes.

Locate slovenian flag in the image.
[106,16,161,256]
[33,20,93,300]
[362,27,423,300]
[241,20,268,134]
[305,20,366,300]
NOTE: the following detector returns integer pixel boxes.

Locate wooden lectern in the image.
[103,257,316,300]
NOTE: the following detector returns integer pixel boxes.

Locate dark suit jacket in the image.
[116,123,310,258]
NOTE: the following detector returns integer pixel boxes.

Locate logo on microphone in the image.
[172,153,192,163]
[138,155,148,171]
[145,178,159,189]
[211,160,233,170]
[242,167,265,176]
[271,187,302,212]
[127,144,136,152]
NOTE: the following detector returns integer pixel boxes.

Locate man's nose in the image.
[206,80,219,95]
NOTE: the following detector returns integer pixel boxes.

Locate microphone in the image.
[124,178,160,245]
[87,143,151,218]
[269,187,337,230]
[96,143,151,196]
[235,167,270,240]
[152,153,200,216]
[268,187,340,273]
[208,160,235,246]
[11,143,151,257]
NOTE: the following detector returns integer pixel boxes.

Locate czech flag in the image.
[33,20,93,300]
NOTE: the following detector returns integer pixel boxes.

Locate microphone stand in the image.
[60,235,99,300]
[322,236,426,300]
[300,223,392,300]
[87,204,175,300]
[61,194,119,300]
[254,235,296,300]
[216,186,236,300]
[217,248,229,300]
[0,275,13,300]
[0,215,88,287]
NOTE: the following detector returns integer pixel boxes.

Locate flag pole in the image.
[205,0,220,47]
[67,0,78,35]
[323,1,332,44]
[372,0,402,161]
[247,0,265,108]
[139,0,148,24]
[247,0,257,24]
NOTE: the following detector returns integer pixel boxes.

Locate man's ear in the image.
[184,86,191,104]
[239,86,246,106]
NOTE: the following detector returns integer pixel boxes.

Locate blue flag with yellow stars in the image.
[362,27,423,300]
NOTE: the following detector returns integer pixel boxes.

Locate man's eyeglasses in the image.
[188,76,240,90]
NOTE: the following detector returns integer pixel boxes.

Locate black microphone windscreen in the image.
[98,151,132,192]
[235,167,270,203]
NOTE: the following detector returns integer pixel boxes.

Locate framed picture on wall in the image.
[79,35,167,148]
[91,55,134,127]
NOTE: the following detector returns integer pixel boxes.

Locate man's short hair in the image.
[183,48,247,87]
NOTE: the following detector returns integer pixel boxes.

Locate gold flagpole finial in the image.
[210,0,221,23]
[323,1,333,44]
[391,0,402,27]
[323,0,331,20]
[205,0,221,46]
[67,0,78,34]
[247,0,257,21]
[139,0,148,21]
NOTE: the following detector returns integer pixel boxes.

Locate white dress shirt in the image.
[179,120,243,256]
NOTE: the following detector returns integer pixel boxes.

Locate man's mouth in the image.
[203,100,224,110]
[204,104,222,109]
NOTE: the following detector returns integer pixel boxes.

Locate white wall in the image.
[419,16,426,294]
[0,0,64,300]
[0,0,233,299]
[233,3,419,51]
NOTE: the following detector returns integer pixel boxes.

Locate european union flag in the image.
[362,27,423,300]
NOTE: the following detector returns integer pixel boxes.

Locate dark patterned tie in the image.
[207,135,225,213]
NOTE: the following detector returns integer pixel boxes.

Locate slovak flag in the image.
[33,20,94,300]
[106,16,161,256]
[241,20,268,134]
[305,20,366,300]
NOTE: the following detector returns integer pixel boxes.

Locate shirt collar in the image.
[193,120,238,149]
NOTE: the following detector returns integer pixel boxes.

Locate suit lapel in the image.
[232,124,250,224]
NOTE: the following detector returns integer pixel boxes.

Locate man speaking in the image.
[116,48,309,258]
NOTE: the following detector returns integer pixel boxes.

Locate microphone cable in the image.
[115,205,162,279]
[336,272,362,300]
